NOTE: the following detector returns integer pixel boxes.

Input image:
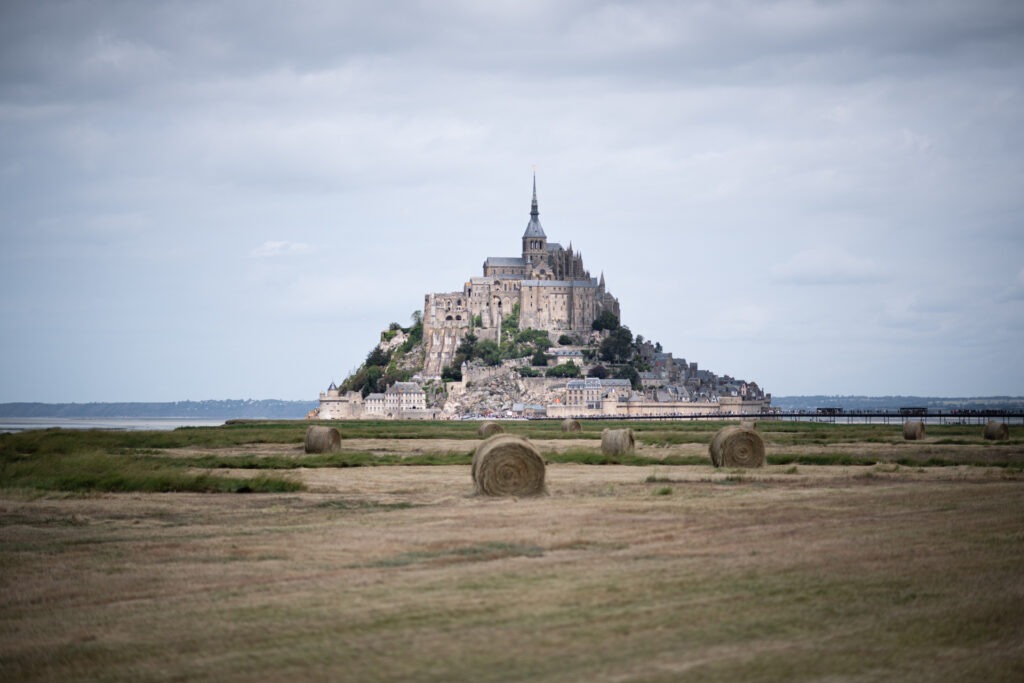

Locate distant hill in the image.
[0,400,317,420]
[772,395,1024,412]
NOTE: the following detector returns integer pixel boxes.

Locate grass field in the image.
[2,420,1023,681]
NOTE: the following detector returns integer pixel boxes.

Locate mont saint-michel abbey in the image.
[422,177,620,376]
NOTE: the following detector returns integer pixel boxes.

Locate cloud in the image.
[248,240,310,259]
[996,268,1024,302]
[770,248,885,285]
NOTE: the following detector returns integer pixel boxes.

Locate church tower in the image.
[521,173,547,267]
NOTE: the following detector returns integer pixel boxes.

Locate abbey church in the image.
[421,177,620,375]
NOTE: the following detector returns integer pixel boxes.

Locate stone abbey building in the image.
[422,177,620,376]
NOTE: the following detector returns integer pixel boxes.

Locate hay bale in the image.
[601,428,635,456]
[471,434,546,497]
[561,418,582,433]
[739,420,758,430]
[983,420,1009,441]
[903,421,926,440]
[477,421,505,438]
[304,425,341,453]
[709,425,765,468]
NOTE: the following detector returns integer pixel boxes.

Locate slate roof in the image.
[484,256,526,267]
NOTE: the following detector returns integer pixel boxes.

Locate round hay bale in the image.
[709,425,765,468]
[477,421,505,438]
[561,418,582,433]
[305,425,341,453]
[903,421,926,441]
[739,420,758,430]
[601,428,635,456]
[471,434,546,497]
[983,420,1009,441]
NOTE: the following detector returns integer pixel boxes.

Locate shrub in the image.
[546,363,581,378]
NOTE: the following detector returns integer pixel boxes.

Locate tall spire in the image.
[530,171,539,218]
[523,170,546,238]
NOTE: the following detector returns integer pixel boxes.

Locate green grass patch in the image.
[545,448,705,466]
[0,451,303,493]
[176,450,474,469]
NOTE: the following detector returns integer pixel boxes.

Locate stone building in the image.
[316,381,434,420]
[422,176,620,375]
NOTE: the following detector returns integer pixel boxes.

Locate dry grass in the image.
[2,447,1023,681]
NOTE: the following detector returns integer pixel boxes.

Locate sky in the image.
[1,0,1023,402]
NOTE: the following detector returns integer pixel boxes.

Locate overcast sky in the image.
[2,0,1023,402]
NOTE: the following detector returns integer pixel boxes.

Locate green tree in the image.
[546,363,582,378]
[614,364,641,390]
[475,339,503,366]
[531,350,550,367]
[516,328,551,350]
[456,333,478,360]
[365,346,390,368]
[591,310,620,332]
[600,326,634,363]
[587,365,609,379]
[558,334,574,346]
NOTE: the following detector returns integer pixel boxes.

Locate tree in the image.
[615,364,641,390]
[365,346,390,368]
[600,326,634,363]
[475,339,502,366]
[587,365,609,379]
[516,328,551,350]
[546,363,581,378]
[531,350,550,367]
[558,334,574,346]
[591,310,620,332]
[456,333,478,359]
[441,364,462,382]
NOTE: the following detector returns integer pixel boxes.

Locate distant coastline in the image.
[0,400,317,420]
[2,397,1022,419]
[769,395,1024,413]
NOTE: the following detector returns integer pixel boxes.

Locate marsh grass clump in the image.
[0,451,302,493]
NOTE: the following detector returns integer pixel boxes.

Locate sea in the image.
[0,418,228,433]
